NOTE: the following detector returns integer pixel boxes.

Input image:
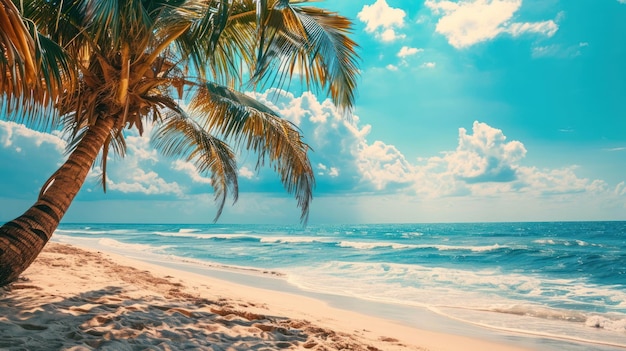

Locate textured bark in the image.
[0,117,115,286]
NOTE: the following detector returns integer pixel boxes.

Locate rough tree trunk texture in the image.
[0,117,115,286]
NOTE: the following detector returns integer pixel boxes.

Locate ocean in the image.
[52,221,626,350]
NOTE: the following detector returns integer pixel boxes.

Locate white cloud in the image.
[357,141,414,190]
[421,62,437,68]
[532,42,589,59]
[81,126,188,199]
[125,133,158,163]
[172,160,212,184]
[425,0,559,48]
[239,166,255,179]
[0,120,65,153]
[397,46,423,58]
[245,90,623,213]
[507,21,558,37]
[358,0,407,42]
[107,168,184,196]
[516,166,603,196]
[0,121,67,199]
[445,121,526,183]
[316,163,340,178]
[386,64,399,71]
[619,0,626,4]
[380,29,406,42]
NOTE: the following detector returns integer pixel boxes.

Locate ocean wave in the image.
[401,231,423,238]
[259,236,330,244]
[337,241,416,250]
[434,243,505,252]
[178,228,201,233]
[489,304,587,322]
[444,304,626,333]
[431,305,626,348]
[287,260,626,314]
[337,241,506,252]
[287,261,542,300]
[533,239,603,247]
[154,232,258,241]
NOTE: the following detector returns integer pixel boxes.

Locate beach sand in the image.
[0,242,533,351]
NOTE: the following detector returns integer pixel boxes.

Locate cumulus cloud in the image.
[358,0,407,42]
[79,127,186,198]
[356,141,414,190]
[0,121,66,198]
[107,168,184,196]
[239,166,255,179]
[508,21,558,37]
[317,163,340,177]
[397,46,423,58]
[244,90,623,209]
[172,160,212,184]
[446,121,526,183]
[425,0,559,48]
[407,123,615,200]
[380,29,406,42]
[247,89,370,190]
[0,120,65,153]
[421,62,437,68]
[394,46,424,69]
[516,166,604,196]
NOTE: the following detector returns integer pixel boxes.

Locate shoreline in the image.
[0,242,537,351]
[52,235,626,351]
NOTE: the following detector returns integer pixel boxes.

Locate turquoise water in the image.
[53,221,626,349]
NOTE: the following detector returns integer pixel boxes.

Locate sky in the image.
[1,0,625,224]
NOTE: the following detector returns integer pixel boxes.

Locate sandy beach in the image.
[0,243,534,350]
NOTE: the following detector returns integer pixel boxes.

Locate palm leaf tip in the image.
[190,81,315,224]
[252,4,360,116]
[151,111,239,222]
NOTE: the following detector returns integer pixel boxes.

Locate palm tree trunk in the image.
[0,116,115,286]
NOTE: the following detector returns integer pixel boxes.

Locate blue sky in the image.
[1,0,625,224]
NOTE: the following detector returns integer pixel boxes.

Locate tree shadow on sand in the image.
[0,284,382,351]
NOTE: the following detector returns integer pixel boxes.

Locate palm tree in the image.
[0,0,359,286]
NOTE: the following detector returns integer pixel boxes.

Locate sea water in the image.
[52,222,626,349]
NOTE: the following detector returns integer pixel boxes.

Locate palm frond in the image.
[81,0,121,48]
[22,0,84,58]
[191,82,314,223]
[0,0,37,99]
[251,2,360,114]
[0,0,70,130]
[173,0,252,87]
[200,3,257,88]
[151,107,239,221]
[294,7,359,113]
